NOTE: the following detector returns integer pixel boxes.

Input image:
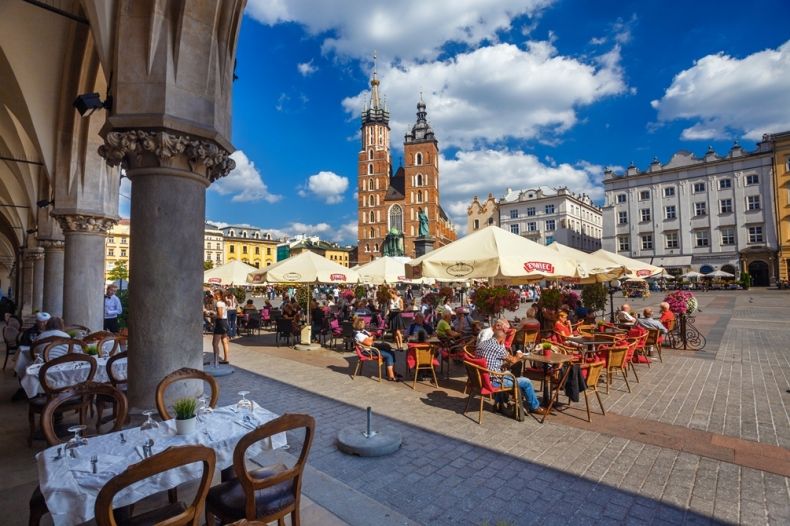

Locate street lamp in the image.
[608,279,621,322]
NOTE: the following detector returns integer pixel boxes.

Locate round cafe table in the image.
[21,356,127,398]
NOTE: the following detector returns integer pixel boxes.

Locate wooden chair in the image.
[205,414,315,526]
[41,337,85,362]
[603,345,630,394]
[29,382,128,526]
[274,318,292,347]
[95,445,216,526]
[96,335,127,357]
[645,328,662,363]
[462,358,521,424]
[83,331,114,343]
[28,353,97,446]
[410,343,439,389]
[155,368,219,420]
[519,328,540,351]
[580,362,606,422]
[352,343,382,382]
[663,317,676,351]
[2,317,20,371]
[96,351,129,428]
[64,324,90,338]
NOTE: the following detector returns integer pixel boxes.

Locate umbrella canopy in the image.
[246,251,358,285]
[204,260,259,286]
[546,242,626,283]
[355,256,433,284]
[679,271,705,279]
[705,269,735,279]
[406,225,593,283]
[592,249,666,279]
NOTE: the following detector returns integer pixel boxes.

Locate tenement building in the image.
[105,219,130,281]
[602,141,778,285]
[467,193,500,232]
[768,132,790,282]
[356,70,456,263]
[204,223,225,267]
[221,226,279,268]
[497,187,603,252]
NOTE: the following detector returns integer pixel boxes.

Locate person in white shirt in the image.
[103,284,123,333]
[34,316,71,360]
[211,290,230,364]
[617,304,636,326]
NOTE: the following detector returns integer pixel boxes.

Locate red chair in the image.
[352,343,383,382]
[503,328,517,350]
[462,356,521,424]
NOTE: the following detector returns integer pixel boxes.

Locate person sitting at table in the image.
[519,307,541,331]
[476,329,547,416]
[387,289,405,350]
[616,304,637,326]
[436,311,459,340]
[453,308,474,334]
[407,313,434,339]
[638,306,668,343]
[35,317,71,360]
[353,318,401,381]
[658,302,675,328]
[242,299,257,314]
[20,311,50,347]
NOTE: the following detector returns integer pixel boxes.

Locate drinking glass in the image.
[140,409,160,439]
[196,396,213,422]
[65,424,88,457]
[236,391,254,424]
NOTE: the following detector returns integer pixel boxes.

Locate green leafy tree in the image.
[107,260,128,283]
[204,260,214,270]
[581,283,607,316]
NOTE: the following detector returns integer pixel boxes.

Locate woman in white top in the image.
[212,290,230,364]
[387,289,405,350]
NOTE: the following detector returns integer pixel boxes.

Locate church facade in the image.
[356,72,456,264]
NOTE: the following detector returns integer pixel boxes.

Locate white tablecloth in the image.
[21,356,127,398]
[36,403,287,526]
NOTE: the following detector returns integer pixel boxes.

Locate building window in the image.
[664,187,675,197]
[693,182,705,193]
[488,217,494,225]
[639,190,650,200]
[719,179,732,189]
[368,195,374,207]
[526,207,535,217]
[665,232,679,249]
[527,222,537,232]
[618,211,628,225]
[748,226,764,243]
[416,190,423,203]
[229,246,235,254]
[242,246,247,254]
[108,249,114,257]
[510,224,520,234]
[545,204,555,214]
[640,234,653,250]
[416,174,423,186]
[389,204,403,232]
[617,194,627,203]
[255,247,260,255]
[546,219,555,231]
[368,163,373,175]
[720,199,733,214]
[368,149,373,160]
[617,236,630,252]
[216,254,221,262]
[229,230,234,237]
[747,195,761,210]
[640,208,651,222]
[120,237,127,244]
[694,202,707,216]
[546,235,554,245]
[369,227,375,239]
[266,248,271,255]
[374,243,379,252]
[721,228,735,245]
[120,249,127,257]
[694,230,710,247]
[365,244,370,253]
[473,219,480,230]
[665,205,676,220]
[746,174,759,185]
[415,152,423,165]
[509,209,518,219]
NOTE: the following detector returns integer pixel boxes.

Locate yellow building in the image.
[105,219,130,281]
[772,131,790,282]
[286,238,353,267]
[325,245,353,267]
[221,226,278,268]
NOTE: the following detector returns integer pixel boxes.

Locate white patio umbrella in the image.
[405,225,592,283]
[204,259,259,286]
[679,271,705,279]
[356,256,434,284]
[705,269,735,279]
[546,242,627,283]
[592,249,666,279]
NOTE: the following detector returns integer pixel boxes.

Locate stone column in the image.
[100,131,234,410]
[32,248,45,313]
[55,215,116,329]
[20,248,41,315]
[40,240,65,316]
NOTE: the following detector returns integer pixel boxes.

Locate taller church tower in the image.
[357,57,391,263]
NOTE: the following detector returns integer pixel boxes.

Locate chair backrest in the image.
[106,351,128,388]
[522,329,540,347]
[644,329,660,346]
[463,357,495,393]
[354,342,378,361]
[95,445,216,526]
[340,321,355,338]
[411,343,435,366]
[42,382,128,445]
[39,352,98,396]
[261,308,271,321]
[583,361,605,388]
[42,337,85,361]
[64,325,90,339]
[232,414,315,522]
[503,328,516,350]
[606,346,628,368]
[83,331,114,343]
[155,368,219,420]
[664,317,676,332]
[2,318,20,348]
[275,318,291,335]
[95,335,127,357]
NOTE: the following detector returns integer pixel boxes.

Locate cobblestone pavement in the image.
[214,290,790,525]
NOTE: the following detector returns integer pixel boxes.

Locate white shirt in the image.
[617,310,636,324]
[33,329,71,360]
[215,300,228,320]
[354,330,371,345]
[104,293,123,319]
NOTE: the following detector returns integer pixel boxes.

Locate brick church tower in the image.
[357,70,456,264]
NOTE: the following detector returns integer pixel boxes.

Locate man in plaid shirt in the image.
[476,329,545,415]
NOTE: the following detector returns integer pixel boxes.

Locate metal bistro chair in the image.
[579,361,606,422]
[409,343,439,389]
[275,318,293,347]
[462,357,521,424]
[2,317,20,371]
[352,342,383,382]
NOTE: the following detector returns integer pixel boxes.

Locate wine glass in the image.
[140,410,160,440]
[196,396,213,422]
[236,391,254,424]
[64,424,88,458]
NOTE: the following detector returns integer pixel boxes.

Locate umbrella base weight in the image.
[294,343,322,351]
[203,364,235,377]
[337,425,402,457]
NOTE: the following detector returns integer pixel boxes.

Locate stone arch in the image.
[721,264,736,275]
[748,260,770,286]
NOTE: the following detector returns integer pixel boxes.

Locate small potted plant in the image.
[85,344,98,356]
[173,398,198,435]
[541,341,553,357]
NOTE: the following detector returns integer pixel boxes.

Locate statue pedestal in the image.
[414,237,435,258]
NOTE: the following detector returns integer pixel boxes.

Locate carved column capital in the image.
[53,214,118,235]
[38,239,66,250]
[98,129,235,183]
[24,247,45,261]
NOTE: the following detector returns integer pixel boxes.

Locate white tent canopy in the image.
[246,251,358,285]
[679,271,705,279]
[546,242,626,283]
[204,260,259,286]
[705,270,735,278]
[592,249,666,279]
[355,256,434,284]
[406,225,609,283]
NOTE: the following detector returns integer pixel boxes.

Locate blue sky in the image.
[162,0,790,243]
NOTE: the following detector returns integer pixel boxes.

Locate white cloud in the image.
[210,151,282,203]
[337,221,358,243]
[438,149,605,229]
[246,0,553,63]
[300,171,349,204]
[297,60,317,76]
[651,40,790,141]
[342,41,627,148]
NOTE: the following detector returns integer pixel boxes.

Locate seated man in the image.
[616,303,636,326]
[638,307,668,347]
[476,329,546,416]
[34,317,71,360]
[407,313,434,339]
[453,308,474,334]
[435,311,459,340]
[353,318,400,382]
